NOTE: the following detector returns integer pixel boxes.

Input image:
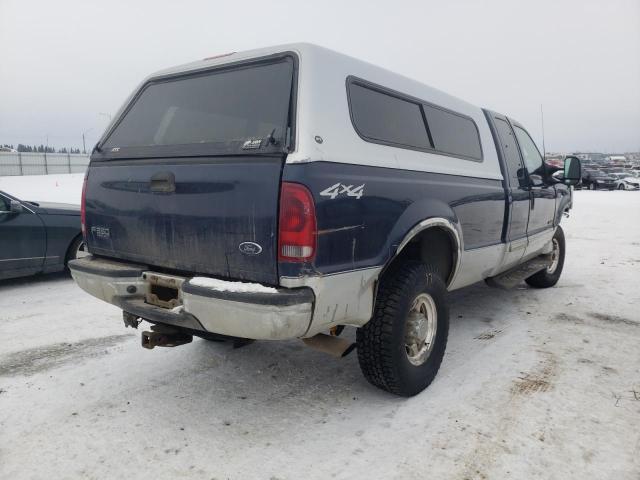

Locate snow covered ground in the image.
[0,173,84,205]
[0,190,639,479]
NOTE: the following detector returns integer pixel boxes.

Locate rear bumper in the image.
[69,256,314,340]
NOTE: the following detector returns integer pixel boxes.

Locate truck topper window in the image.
[347,78,483,161]
[348,83,431,150]
[423,104,482,160]
[101,58,294,156]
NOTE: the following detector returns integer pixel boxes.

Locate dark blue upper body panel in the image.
[81,127,567,285]
[280,161,506,277]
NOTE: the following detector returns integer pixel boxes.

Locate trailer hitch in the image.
[141,324,192,349]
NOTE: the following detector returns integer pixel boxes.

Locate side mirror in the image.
[562,156,582,185]
[10,200,24,214]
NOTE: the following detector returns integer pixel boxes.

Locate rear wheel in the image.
[356,261,449,396]
[65,235,89,266]
[525,226,565,288]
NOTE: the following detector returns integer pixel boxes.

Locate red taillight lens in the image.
[80,171,88,237]
[278,182,317,262]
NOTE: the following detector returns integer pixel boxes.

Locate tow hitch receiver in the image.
[141,324,192,349]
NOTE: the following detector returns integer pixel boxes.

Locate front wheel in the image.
[356,261,449,396]
[618,184,625,190]
[525,226,565,288]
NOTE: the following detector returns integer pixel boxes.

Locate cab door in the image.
[490,114,530,267]
[510,122,556,237]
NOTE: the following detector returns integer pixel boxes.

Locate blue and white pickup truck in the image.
[69,43,581,396]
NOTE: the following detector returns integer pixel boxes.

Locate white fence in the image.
[0,152,90,176]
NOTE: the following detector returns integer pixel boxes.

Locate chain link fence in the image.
[0,152,90,176]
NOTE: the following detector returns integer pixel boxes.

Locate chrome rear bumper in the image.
[69,256,314,340]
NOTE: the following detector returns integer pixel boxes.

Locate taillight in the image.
[80,171,88,237]
[278,182,317,262]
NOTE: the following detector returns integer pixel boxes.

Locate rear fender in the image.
[380,198,462,284]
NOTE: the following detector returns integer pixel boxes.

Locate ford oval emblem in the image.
[238,241,263,255]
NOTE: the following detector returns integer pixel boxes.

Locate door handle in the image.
[150,172,176,193]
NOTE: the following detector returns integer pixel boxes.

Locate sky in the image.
[1,0,639,153]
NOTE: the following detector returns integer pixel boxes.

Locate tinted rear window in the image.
[347,79,482,161]
[423,105,482,160]
[102,58,294,152]
[348,83,430,150]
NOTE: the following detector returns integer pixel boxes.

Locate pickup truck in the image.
[69,43,581,396]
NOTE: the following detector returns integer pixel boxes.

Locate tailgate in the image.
[85,157,283,284]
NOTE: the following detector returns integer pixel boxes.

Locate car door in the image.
[490,114,530,267]
[511,122,556,238]
[0,192,46,279]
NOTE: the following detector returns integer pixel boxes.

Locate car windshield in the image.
[101,57,294,155]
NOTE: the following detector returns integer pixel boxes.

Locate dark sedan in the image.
[0,190,86,280]
[582,170,617,190]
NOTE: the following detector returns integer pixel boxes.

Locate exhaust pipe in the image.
[302,333,356,358]
[141,324,192,349]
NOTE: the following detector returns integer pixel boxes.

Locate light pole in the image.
[82,128,93,154]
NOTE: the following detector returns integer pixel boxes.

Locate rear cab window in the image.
[97,55,296,159]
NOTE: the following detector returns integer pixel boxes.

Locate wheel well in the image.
[64,233,83,265]
[382,227,457,287]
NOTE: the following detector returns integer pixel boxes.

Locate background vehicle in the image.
[612,172,640,190]
[0,190,85,280]
[582,170,616,190]
[576,168,596,190]
[69,44,580,396]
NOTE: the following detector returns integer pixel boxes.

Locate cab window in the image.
[514,126,544,176]
[494,118,527,188]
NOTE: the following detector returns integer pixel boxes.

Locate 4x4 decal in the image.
[319,183,365,200]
